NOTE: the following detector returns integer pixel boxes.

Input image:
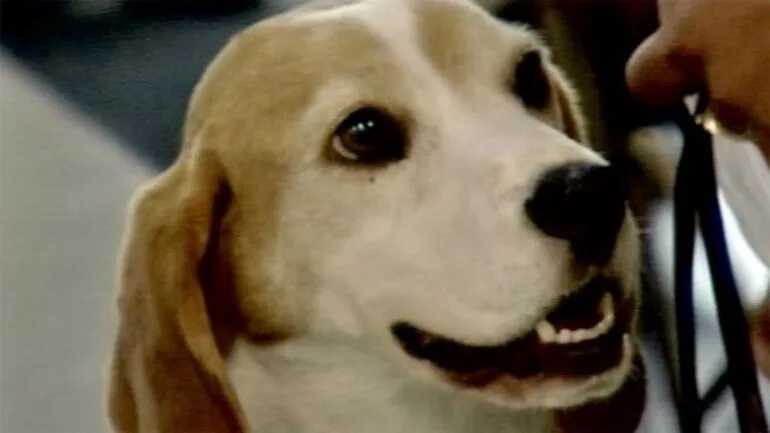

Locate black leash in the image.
[673,95,769,433]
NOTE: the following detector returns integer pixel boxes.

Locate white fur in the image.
[229,337,555,433]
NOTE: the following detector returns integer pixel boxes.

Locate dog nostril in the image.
[525,162,627,264]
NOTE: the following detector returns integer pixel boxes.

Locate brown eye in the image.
[512,50,551,110]
[331,107,407,163]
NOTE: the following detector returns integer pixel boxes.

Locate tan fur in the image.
[108,148,246,432]
[107,1,643,432]
[412,0,586,143]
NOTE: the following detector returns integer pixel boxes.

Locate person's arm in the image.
[626,0,770,163]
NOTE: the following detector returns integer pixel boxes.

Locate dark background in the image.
[1,0,280,168]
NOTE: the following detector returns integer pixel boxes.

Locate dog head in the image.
[107,0,643,431]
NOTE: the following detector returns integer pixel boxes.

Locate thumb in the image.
[751,296,770,378]
[626,29,702,106]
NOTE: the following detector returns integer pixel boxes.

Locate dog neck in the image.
[228,334,556,433]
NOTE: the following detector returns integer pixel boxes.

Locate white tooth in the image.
[536,320,557,343]
[586,328,603,339]
[604,310,616,329]
[539,293,618,345]
[595,319,608,335]
[600,292,614,317]
[572,329,591,342]
[595,309,615,335]
[556,329,574,344]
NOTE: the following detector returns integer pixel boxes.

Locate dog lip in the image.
[390,277,630,382]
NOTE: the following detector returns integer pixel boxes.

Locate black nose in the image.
[525,162,627,264]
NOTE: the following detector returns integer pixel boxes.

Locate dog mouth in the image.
[390,277,630,387]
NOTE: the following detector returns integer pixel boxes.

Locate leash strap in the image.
[673,97,768,433]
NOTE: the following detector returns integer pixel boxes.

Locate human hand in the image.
[751,292,770,378]
[626,0,770,162]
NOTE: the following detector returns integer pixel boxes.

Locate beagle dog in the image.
[107,0,646,432]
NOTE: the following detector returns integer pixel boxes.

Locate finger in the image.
[753,128,770,166]
[625,29,702,106]
[751,300,770,378]
[655,0,679,25]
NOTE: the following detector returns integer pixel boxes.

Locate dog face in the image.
[108,0,642,431]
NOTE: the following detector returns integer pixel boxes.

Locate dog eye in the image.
[331,107,407,163]
[512,50,551,110]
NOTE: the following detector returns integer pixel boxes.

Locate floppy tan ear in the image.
[555,353,647,433]
[107,145,246,433]
[545,62,589,144]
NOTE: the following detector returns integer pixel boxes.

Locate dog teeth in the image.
[555,329,574,344]
[536,320,557,343]
[535,292,616,345]
[600,292,614,318]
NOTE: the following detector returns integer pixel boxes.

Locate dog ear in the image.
[545,62,589,144]
[555,353,647,433]
[107,145,246,433]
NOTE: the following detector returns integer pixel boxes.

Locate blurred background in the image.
[1,1,300,432]
[1,0,302,167]
[1,1,769,433]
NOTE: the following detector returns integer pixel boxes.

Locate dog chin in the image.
[473,335,636,410]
